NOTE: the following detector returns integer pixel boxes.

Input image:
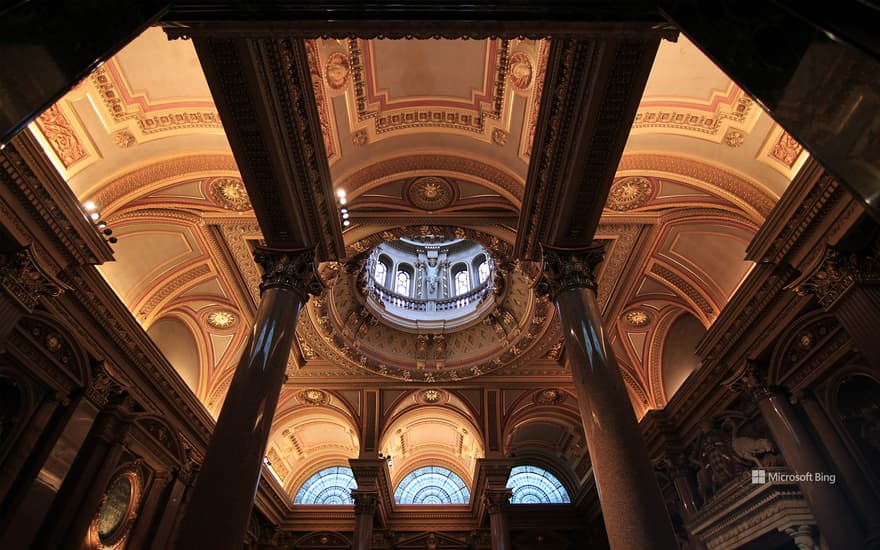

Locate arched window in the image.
[454,269,470,295]
[394,466,470,504]
[506,465,570,504]
[477,260,490,284]
[293,466,358,504]
[374,260,388,286]
[395,270,411,295]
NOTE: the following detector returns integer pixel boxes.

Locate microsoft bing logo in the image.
[751,470,766,484]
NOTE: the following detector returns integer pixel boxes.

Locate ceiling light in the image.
[89,212,100,220]
[336,189,346,198]
[342,212,349,219]
[83,200,97,211]
[339,197,347,205]
[342,220,350,227]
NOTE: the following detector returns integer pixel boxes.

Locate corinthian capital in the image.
[0,244,70,311]
[254,247,324,299]
[791,242,880,310]
[534,244,604,301]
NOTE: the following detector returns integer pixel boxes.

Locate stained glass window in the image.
[394,466,470,504]
[294,466,357,505]
[506,465,570,504]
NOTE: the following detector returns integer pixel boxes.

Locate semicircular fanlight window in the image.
[506,465,571,504]
[293,466,357,505]
[394,466,470,505]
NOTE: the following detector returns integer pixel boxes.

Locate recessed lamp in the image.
[342,212,349,219]
[342,220,350,227]
[89,212,100,220]
[83,201,97,211]
[339,197,347,205]
[337,189,346,198]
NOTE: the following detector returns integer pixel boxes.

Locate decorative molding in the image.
[33,104,89,168]
[649,263,714,318]
[0,245,70,312]
[208,177,252,211]
[534,244,604,300]
[789,243,880,310]
[632,84,755,140]
[304,40,340,163]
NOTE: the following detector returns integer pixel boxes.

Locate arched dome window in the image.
[395,269,412,295]
[374,259,388,286]
[293,466,357,505]
[394,466,470,505]
[453,267,470,295]
[506,465,571,504]
[477,259,491,284]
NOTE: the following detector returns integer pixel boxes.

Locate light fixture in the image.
[339,197,347,205]
[336,189,346,198]
[83,200,97,211]
[342,220,350,227]
[342,212,349,219]
[89,212,100,221]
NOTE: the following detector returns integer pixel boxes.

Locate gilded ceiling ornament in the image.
[406,177,455,211]
[623,309,651,327]
[792,243,880,309]
[324,51,350,90]
[508,51,533,90]
[606,177,653,211]
[420,389,444,403]
[770,131,805,168]
[723,128,745,148]
[351,128,368,146]
[299,389,327,406]
[492,128,508,146]
[206,310,238,330]
[533,388,565,405]
[534,244,604,300]
[209,177,252,211]
[34,105,88,168]
[113,130,136,149]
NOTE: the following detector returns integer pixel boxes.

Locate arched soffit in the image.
[146,314,204,397]
[84,154,241,216]
[507,465,571,504]
[133,414,186,465]
[267,404,360,493]
[335,154,525,208]
[379,404,484,487]
[502,403,585,462]
[393,465,471,505]
[614,153,777,223]
[383,389,482,439]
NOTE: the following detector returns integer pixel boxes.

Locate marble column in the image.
[351,490,377,550]
[740,367,865,549]
[538,245,678,550]
[173,247,321,550]
[126,470,173,549]
[150,463,194,550]
[32,392,135,549]
[798,391,880,548]
[793,243,880,371]
[658,452,706,550]
[484,488,512,550]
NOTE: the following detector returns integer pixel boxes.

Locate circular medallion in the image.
[533,388,565,405]
[209,177,252,211]
[90,469,141,548]
[325,51,350,90]
[420,389,444,404]
[405,177,455,211]
[300,389,328,406]
[606,177,653,211]
[508,52,533,90]
[206,310,238,330]
[623,309,651,327]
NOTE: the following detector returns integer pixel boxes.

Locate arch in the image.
[506,465,571,504]
[293,466,357,505]
[394,264,413,296]
[374,255,390,286]
[394,466,470,505]
[452,264,470,295]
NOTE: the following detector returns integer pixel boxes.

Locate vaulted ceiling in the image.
[29,26,808,497]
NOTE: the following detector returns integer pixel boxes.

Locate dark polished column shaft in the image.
[540,246,678,550]
[484,489,512,550]
[740,371,865,549]
[351,491,377,550]
[173,248,321,550]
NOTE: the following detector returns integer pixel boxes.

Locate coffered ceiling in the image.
[28,26,809,497]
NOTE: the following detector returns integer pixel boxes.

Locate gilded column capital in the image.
[482,488,512,514]
[534,244,605,301]
[791,242,880,310]
[254,247,324,299]
[0,244,70,312]
[351,490,378,515]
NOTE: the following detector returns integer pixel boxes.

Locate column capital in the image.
[726,361,782,402]
[351,490,378,515]
[535,244,605,301]
[482,488,512,514]
[254,246,324,299]
[0,244,70,312]
[791,241,880,310]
